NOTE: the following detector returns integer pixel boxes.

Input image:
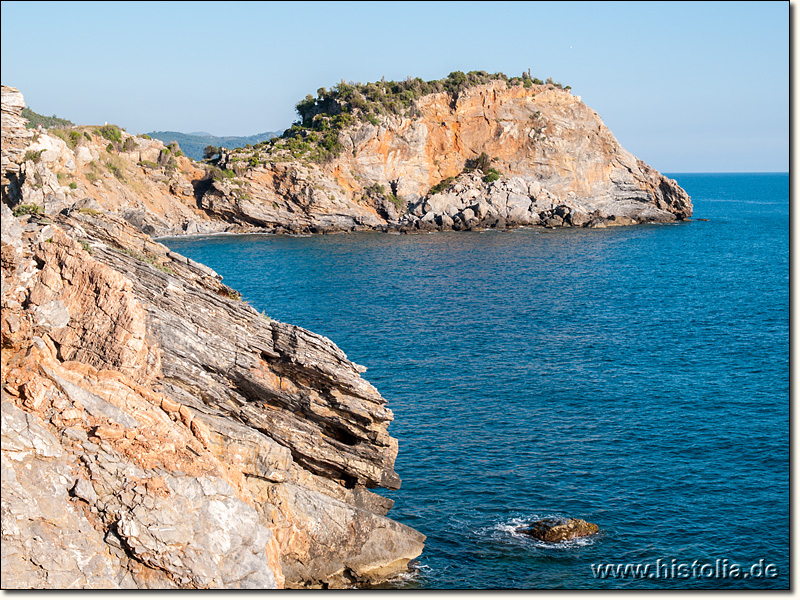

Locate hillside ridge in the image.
[146,130,283,161]
[3,73,691,237]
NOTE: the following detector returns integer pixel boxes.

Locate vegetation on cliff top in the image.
[223,70,569,167]
[147,130,282,161]
[282,71,567,160]
[22,107,73,129]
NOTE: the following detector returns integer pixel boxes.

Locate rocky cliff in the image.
[1,76,691,586]
[199,76,692,233]
[1,76,690,238]
[1,86,424,589]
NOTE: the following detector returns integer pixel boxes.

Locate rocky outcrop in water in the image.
[516,518,599,542]
[1,87,424,588]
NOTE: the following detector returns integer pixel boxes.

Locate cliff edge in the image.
[2,74,691,238]
[1,86,424,589]
[204,75,691,233]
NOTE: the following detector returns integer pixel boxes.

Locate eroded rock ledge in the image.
[2,88,424,589]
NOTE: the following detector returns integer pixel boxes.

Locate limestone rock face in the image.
[516,518,599,542]
[1,86,33,203]
[1,81,689,238]
[1,203,424,590]
[1,88,424,589]
[203,80,692,232]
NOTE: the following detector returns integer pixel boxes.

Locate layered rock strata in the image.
[1,82,691,238]
[1,89,424,589]
[200,80,691,233]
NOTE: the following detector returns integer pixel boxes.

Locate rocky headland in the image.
[2,72,690,239]
[1,86,423,588]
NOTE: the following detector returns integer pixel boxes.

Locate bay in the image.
[163,173,789,589]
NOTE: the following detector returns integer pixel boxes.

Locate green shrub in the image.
[141,134,152,140]
[99,124,123,143]
[78,207,101,215]
[210,166,236,181]
[12,203,41,216]
[106,143,114,153]
[483,168,501,183]
[365,183,386,196]
[69,182,78,189]
[122,137,138,152]
[429,177,455,196]
[23,149,45,163]
[388,193,405,209]
[21,107,73,129]
[465,152,492,173]
[84,131,92,141]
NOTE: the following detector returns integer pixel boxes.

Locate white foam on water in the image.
[380,562,432,587]
[489,515,599,549]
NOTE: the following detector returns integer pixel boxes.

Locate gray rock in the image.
[71,477,98,504]
[1,203,23,248]
[43,368,140,428]
[34,300,70,329]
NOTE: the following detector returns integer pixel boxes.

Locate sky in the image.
[0,1,789,172]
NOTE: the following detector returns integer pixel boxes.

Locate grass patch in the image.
[118,247,176,275]
[12,203,41,217]
[24,149,45,163]
[219,287,242,301]
[105,158,126,181]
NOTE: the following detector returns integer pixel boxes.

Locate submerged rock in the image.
[516,518,598,542]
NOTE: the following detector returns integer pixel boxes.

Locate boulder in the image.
[516,518,598,542]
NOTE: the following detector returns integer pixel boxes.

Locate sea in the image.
[162,173,789,589]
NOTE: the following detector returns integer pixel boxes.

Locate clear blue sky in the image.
[1,1,788,172]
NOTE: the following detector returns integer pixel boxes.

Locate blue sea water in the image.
[162,173,789,589]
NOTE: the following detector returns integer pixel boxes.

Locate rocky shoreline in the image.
[1,86,424,588]
[1,77,691,588]
[1,79,691,240]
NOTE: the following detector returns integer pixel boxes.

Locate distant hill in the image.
[145,130,284,161]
